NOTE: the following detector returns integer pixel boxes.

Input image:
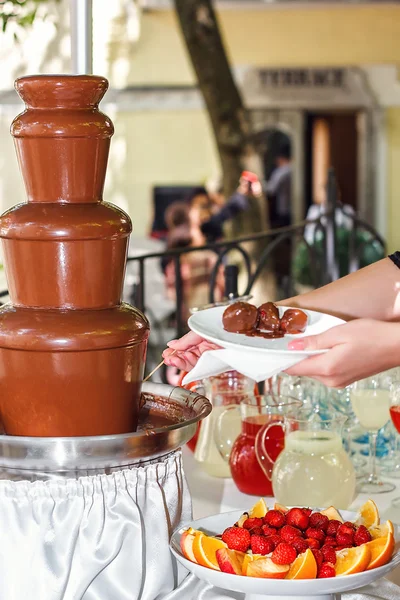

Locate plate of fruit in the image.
[188,302,345,355]
[170,499,400,600]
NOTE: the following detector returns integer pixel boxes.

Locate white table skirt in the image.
[182,447,400,588]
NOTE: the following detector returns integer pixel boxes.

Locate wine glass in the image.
[390,380,400,508]
[351,372,395,494]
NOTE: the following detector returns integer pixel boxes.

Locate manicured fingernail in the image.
[288,339,306,350]
[167,340,178,348]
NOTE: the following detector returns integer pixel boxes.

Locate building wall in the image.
[1,2,400,246]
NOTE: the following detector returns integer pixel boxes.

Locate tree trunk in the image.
[173,0,268,236]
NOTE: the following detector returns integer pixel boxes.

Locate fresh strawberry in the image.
[251,534,275,556]
[337,523,355,537]
[251,527,263,536]
[311,548,324,569]
[286,508,310,530]
[243,517,263,530]
[309,513,329,531]
[336,545,349,551]
[264,510,286,528]
[261,525,277,537]
[302,508,313,517]
[318,563,336,578]
[335,532,354,548]
[280,525,303,543]
[343,521,356,530]
[269,535,283,550]
[305,538,320,549]
[222,526,251,552]
[354,525,372,546]
[321,546,337,565]
[326,519,342,537]
[271,542,297,565]
[324,536,337,547]
[292,537,309,554]
[306,527,325,543]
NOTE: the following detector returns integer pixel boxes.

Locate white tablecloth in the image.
[182,447,400,588]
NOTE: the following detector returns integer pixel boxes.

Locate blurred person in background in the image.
[266,143,292,228]
[201,172,263,242]
[163,202,224,323]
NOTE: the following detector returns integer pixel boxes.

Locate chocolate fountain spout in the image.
[0,75,150,437]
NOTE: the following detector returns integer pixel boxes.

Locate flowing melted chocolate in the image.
[0,76,150,437]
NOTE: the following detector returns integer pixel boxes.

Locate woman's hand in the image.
[162,332,220,371]
[286,319,400,388]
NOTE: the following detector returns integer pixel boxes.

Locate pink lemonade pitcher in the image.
[215,395,302,496]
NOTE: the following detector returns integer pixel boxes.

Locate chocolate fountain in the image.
[0,76,210,599]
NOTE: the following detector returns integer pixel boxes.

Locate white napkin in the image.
[182,348,304,385]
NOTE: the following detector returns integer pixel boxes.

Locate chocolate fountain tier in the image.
[0,303,149,437]
[11,75,113,204]
[0,202,131,308]
[0,383,211,476]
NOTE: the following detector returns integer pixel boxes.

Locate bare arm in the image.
[281,258,400,322]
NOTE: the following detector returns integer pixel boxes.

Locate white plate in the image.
[170,510,400,600]
[188,306,345,356]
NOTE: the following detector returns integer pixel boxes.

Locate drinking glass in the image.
[389,380,400,508]
[351,372,395,494]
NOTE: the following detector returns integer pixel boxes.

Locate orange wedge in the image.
[356,499,380,529]
[335,545,371,576]
[321,506,344,522]
[247,557,290,579]
[369,520,394,540]
[249,498,268,519]
[366,532,395,570]
[192,532,227,570]
[286,549,318,580]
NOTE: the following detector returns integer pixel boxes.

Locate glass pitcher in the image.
[258,408,356,509]
[194,371,255,477]
[215,395,302,495]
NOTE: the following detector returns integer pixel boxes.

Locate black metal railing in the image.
[125,169,385,338]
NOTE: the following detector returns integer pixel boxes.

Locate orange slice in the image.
[192,532,227,570]
[247,557,290,579]
[335,545,371,576]
[369,520,394,540]
[366,532,395,570]
[249,498,268,519]
[320,506,344,522]
[286,549,318,580]
[356,499,380,529]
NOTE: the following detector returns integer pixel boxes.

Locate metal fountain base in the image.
[0,382,211,478]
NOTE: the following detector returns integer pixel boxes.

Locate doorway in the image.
[305,112,359,212]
